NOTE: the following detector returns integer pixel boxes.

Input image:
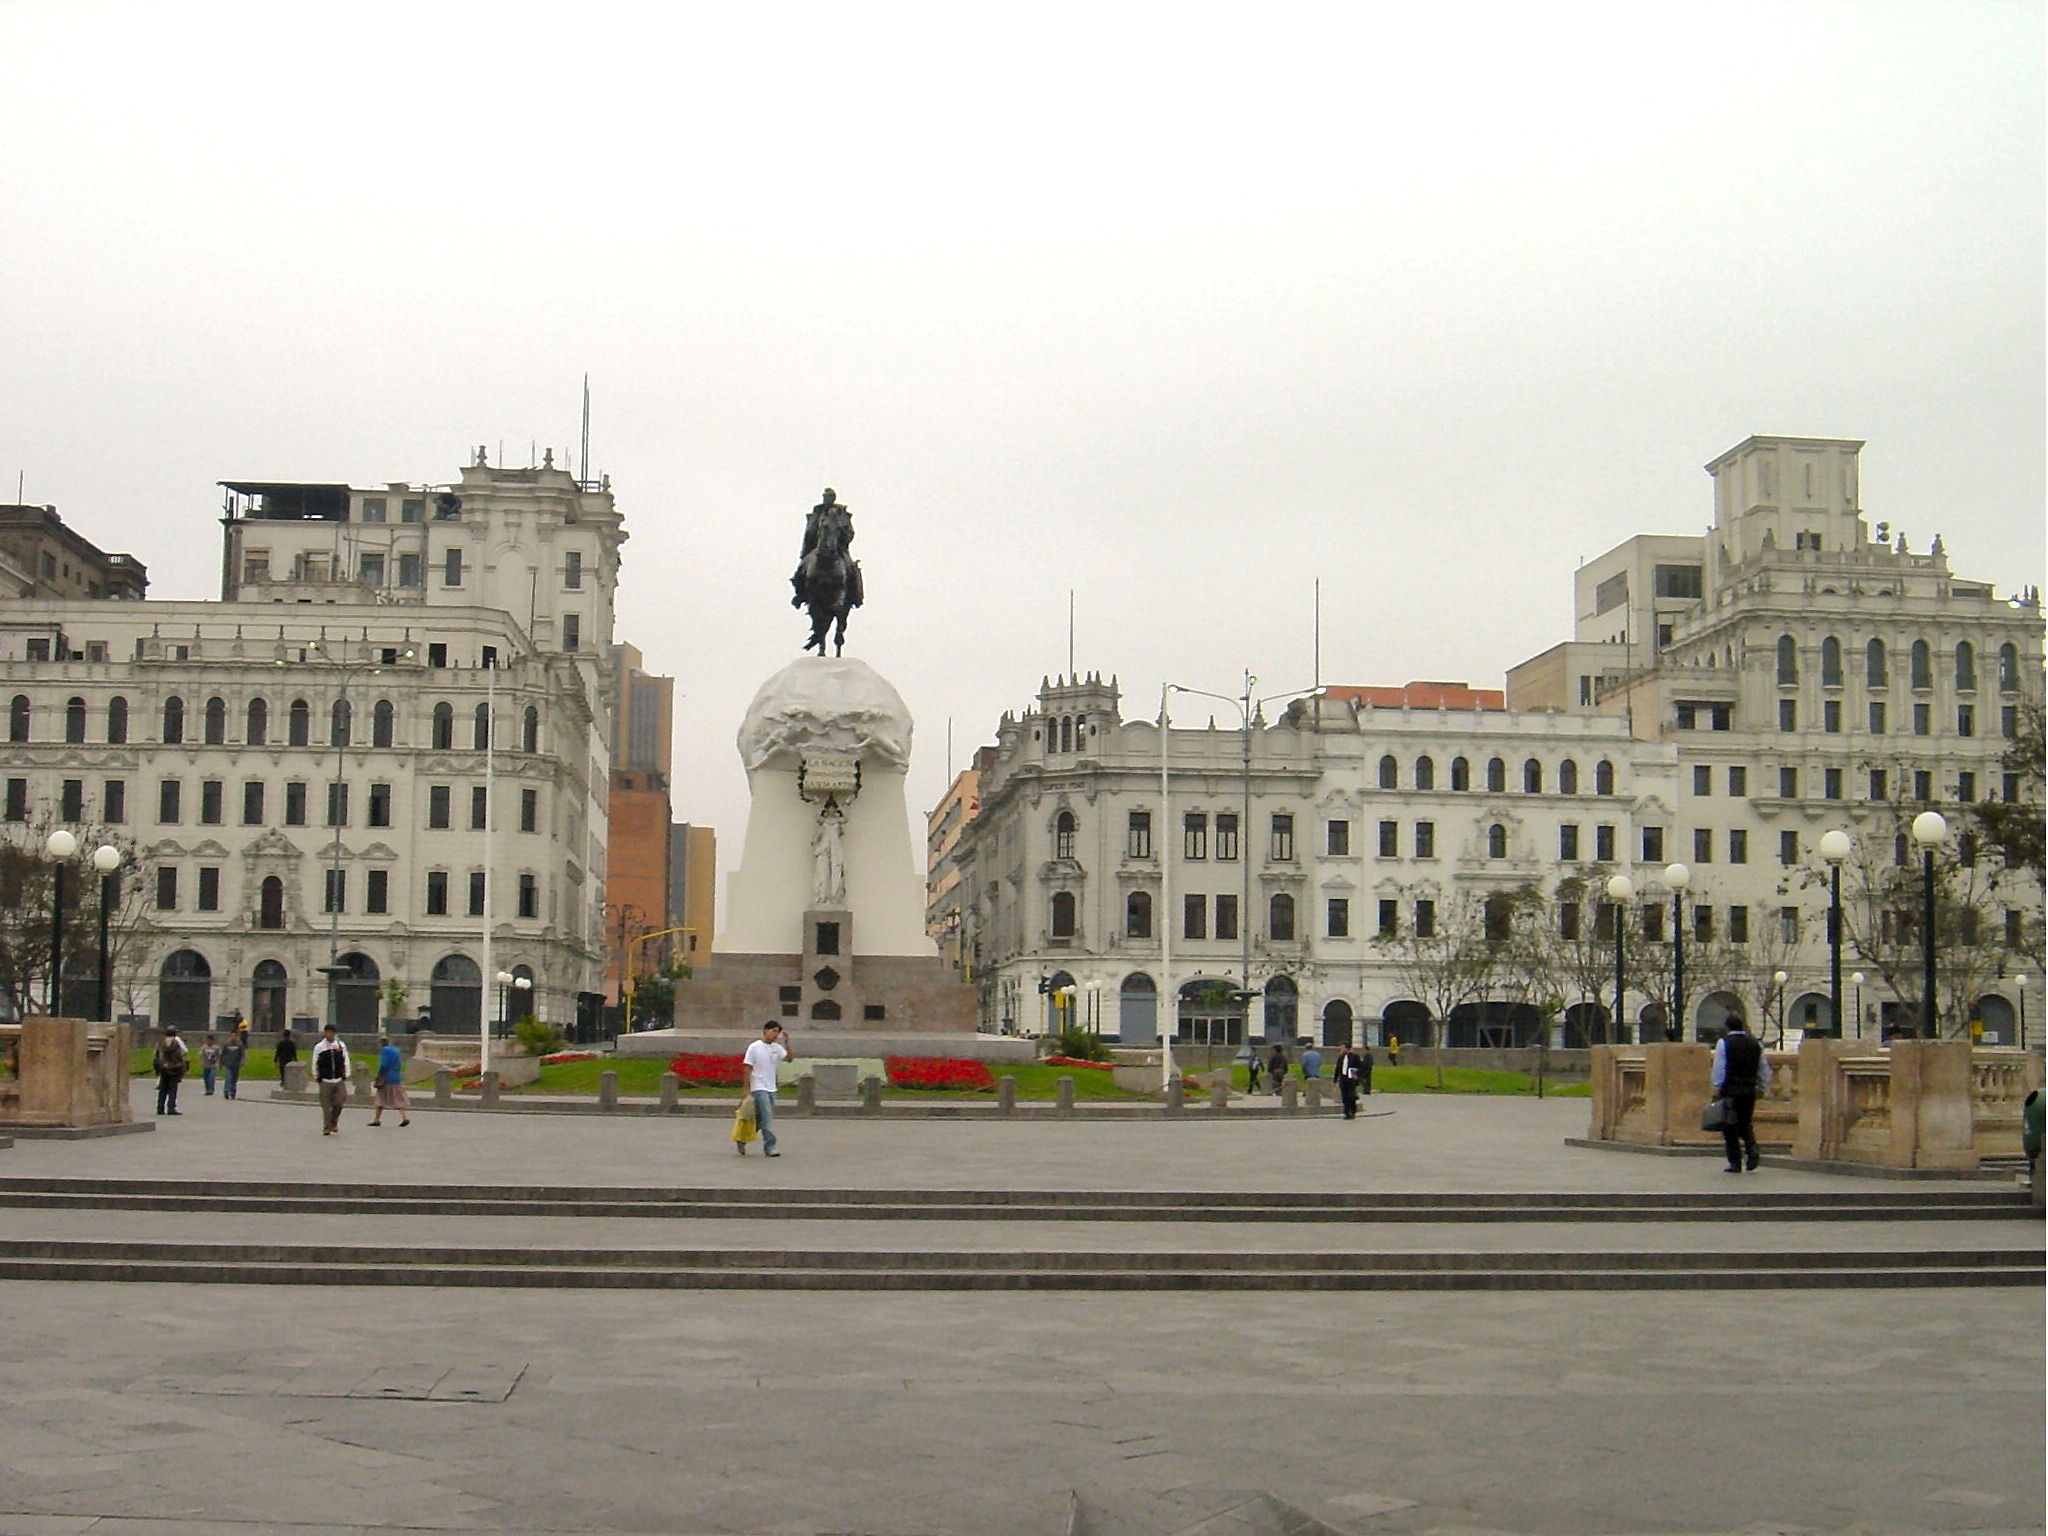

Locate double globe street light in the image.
[1605,873,1633,1043]
[1663,862,1690,1042]
[1819,829,1853,1039]
[45,830,123,1021]
[1910,810,1949,1038]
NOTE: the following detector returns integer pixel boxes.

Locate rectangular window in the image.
[1642,904,1664,942]
[1821,766,1842,800]
[1957,704,1975,738]
[197,866,219,911]
[426,871,448,916]
[1729,828,1748,864]
[1778,698,1797,732]
[103,779,125,824]
[198,779,222,824]
[158,779,181,824]
[2002,705,2019,739]
[1378,820,1398,858]
[1729,905,1750,944]
[1126,811,1151,858]
[366,868,389,915]
[1780,906,1800,946]
[1326,819,1350,857]
[1779,766,1798,798]
[2008,909,2025,947]
[1869,701,1887,735]
[1641,826,1664,862]
[564,551,583,589]
[242,781,265,825]
[520,787,538,833]
[1595,903,1616,942]
[1270,814,1294,860]
[1870,768,1889,801]
[398,553,422,588]
[326,781,348,827]
[285,781,307,825]
[359,553,385,587]
[518,872,539,919]
[468,870,486,916]
[1913,702,1931,736]
[155,867,177,910]
[443,547,464,586]
[562,614,581,651]
[1559,901,1581,941]
[324,868,345,914]
[1215,893,1238,941]
[1215,812,1239,861]
[1913,770,1932,802]
[1559,823,1580,861]
[1692,765,1711,796]
[1594,823,1615,862]
[429,785,451,830]
[1414,821,1435,859]
[1183,894,1206,940]
[1377,899,1398,937]
[1779,830,1799,866]
[471,785,488,830]
[60,779,83,821]
[1692,905,1713,943]
[1327,898,1349,938]
[2004,772,2021,803]
[1415,899,1436,938]
[1692,827,1711,863]
[368,782,391,827]
[1957,770,1977,803]
[1823,699,1842,733]
[360,496,386,522]
[1183,811,1207,860]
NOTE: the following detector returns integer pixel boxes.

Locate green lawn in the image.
[514,1057,1147,1101]
[129,1046,371,1081]
[1237,1064,1589,1097]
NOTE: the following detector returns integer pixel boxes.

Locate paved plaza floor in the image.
[0,1085,2039,1535]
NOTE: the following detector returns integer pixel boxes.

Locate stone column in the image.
[659,1072,678,1113]
[997,1076,1017,1117]
[433,1067,452,1105]
[480,1070,500,1106]
[598,1070,619,1112]
[1055,1075,1075,1115]
[1888,1039,1979,1171]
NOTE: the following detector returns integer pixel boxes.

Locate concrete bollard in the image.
[1211,1077,1230,1111]
[1165,1077,1185,1116]
[598,1070,619,1111]
[796,1076,816,1115]
[1306,1079,1322,1112]
[860,1076,883,1111]
[480,1070,500,1106]
[1056,1075,1075,1114]
[282,1062,305,1093]
[659,1072,678,1112]
[434,1068,452,1106]
[351,1073,373,1106]
[997,1076,1017,1117]
[1281,1079,1298,1111]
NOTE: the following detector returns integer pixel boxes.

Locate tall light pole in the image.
[1085,977,1102,1042]
[45,829,76,1015]
[1772,969,1790,1046]
[2017,975,2030,1050]
[1911,810,1949,1038]
[92,844,121,1023]
[1663,862,1690,1042]
[1851,971,1865,1040]
[1819,829,1852,1039]
[1605,874,1633,1044]
[1158,684,1176,1090]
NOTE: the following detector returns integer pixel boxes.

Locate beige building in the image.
[926,748,994,975]
[0,504,146,602]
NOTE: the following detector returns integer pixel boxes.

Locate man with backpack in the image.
[152,1026,189,1115]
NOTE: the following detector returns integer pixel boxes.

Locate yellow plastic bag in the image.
[732,1096,759,1144]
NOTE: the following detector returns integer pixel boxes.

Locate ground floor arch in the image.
[332,951,381,1034]
[158,950,212,1032]
[1118,973,1157,1043]
[1445,1000,1542,1048]
[1694,990,1746,1041]
[1973,993,2017,1045]
[1176,978,1244,1047]
[1791,991,1834,1036]
[1320,998,1354,1049]
[251,958,289,1034]
[1562,1001,1614,1048]
[430,953,482,1036]
[1262,975,1299,1041]
[1381,999,1431,1049]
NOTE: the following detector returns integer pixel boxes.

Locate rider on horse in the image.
[791,488,863,654]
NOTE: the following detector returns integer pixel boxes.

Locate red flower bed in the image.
[541,1050,599,1064]
[1042,1055,1113,1071]
[884,1056,996,1091]
[669,1052,746,1088]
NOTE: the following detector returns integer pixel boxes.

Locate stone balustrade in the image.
[0,1017,134,1128]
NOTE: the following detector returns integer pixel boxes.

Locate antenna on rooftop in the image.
[580,374,592,489]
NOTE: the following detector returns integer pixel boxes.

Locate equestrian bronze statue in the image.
[790,487,864,655]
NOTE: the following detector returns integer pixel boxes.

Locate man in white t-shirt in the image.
[741,1022,793,1157]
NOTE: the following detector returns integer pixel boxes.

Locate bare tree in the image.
[1372,882,1499,1087]
[0,819,157,1020]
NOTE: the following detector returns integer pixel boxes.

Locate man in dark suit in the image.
[1710,1017,1771,1172]
[1335,1045,1368,1119]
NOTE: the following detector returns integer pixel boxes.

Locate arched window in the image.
[1126,890,1152,940]
[1487,823,1508,859]
[162,695,184,744]
[1074,713,1087,749]
[1999,643,2021,693]
[1910,639,1932,689]
[1776,634,1798,685]
[287,698,310,746]
[1414,755,1435,791]
[251,958,289,1034]
[1522,758,1542,793]
[65,696,86,744]
[1450,756,1470,792]
[1821,636,1843,687]
[1594,759,1615,795]
[106,695,128,745]
[331,698,352,748]
[258,875,285,930]
[1955,641,1976,692]
[1263,975,1298,1037]
[245,697,267,745]
[1378,754,1398,790]
[198,696,224,745]
[1054,809,1077,860]
[432,702,454,750]
[7,695,26,743]
[1559,758,1579,795]
[1867,638,1888,689]
[1269,893,1295,942]
[1485,757,1506,793]
[474,702,491,751]
[1059,716,1073,753]
[372,699,394,748]
[1050,890,1077,938]
[522,705,539,753]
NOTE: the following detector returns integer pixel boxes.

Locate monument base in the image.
[614,1026,1036,1064]
[656,939,977,1036]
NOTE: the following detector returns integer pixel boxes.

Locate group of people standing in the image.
[1249,1041,1381,1120]
[148,1022,411,1133]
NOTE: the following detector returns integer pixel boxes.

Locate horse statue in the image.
[790,488,864,655]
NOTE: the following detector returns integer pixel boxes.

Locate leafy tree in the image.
[0,820,156,1020]
[1972,699,2044,888]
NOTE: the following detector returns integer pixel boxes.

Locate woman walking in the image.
[369,1035,411,1127]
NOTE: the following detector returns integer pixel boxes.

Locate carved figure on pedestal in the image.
[790,488,864,656]
[812,798,847,908]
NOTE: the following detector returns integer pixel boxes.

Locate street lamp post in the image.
[44,829,77,1014]
[1819,829,1852,1039]
[1851,971,1865,1040]
[2017,975,2030,1050]
[1085,978,1102,1043]
[1605,874,1633,1044]
[494,970,533,1035]
[1772,969,1790,1047]
[1663,863,1690,1042]
[92,844,121,1022]
[1911,810,1949,1038]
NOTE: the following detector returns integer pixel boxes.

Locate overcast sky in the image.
[4,1,2042,889]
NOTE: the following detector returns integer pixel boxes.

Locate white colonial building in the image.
[0,451,625,1035]
[954,435,2045,1050]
